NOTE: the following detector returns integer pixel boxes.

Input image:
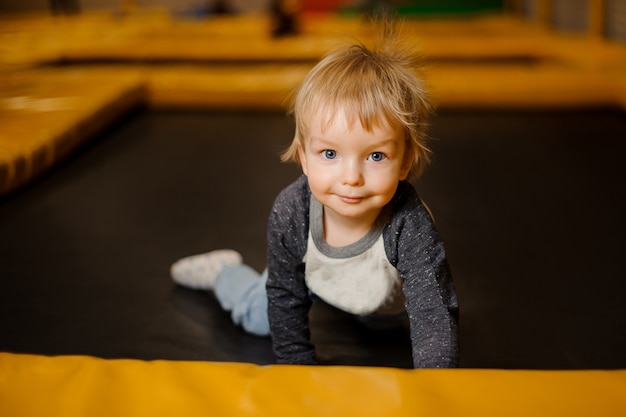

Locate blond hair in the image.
[282,37,433,179]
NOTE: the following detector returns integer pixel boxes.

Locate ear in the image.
[298,144,308,176]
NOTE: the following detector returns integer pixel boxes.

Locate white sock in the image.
[170,249,242,290]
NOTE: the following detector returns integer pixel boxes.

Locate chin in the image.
[331,204,378,219]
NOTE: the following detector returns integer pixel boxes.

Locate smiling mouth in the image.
[338,195,363,204]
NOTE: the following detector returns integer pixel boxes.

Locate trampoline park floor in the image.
[1,10,626,371]
[1,107,625,370]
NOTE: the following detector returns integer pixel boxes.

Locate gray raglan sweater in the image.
[266,175,459,368]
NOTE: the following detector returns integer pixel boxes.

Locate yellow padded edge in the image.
[1,352,625,416]
[0,69,145,196]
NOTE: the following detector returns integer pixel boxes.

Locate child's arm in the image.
[266,177,317,365]
[388,185,459,368]
[266,256,316,364]
[400,244,459,368]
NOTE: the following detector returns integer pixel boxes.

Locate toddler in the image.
[172,38,459,368]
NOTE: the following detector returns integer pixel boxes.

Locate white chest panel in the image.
[304,232,404,316]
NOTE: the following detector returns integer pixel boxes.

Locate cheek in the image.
[379,178,401,197]
[366,166,403,194]
[306,175,330,204]
[306,164,332,188]
[305,160,340,196]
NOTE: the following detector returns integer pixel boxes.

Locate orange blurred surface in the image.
[1,352,625,417]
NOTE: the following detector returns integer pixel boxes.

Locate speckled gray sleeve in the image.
[383,181,459,367]
[266,176,317,364]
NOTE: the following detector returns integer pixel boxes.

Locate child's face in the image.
[298,108,411,227]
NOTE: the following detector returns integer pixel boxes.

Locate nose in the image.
[341,159,364,186]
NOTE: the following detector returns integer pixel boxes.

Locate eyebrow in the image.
[368,138,400,149]
[308,136,399,149]
[308,136,337,147]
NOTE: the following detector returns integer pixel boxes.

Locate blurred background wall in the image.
[2,0,625,43]
[518,0,626,41]
[0,0,269,14]
[0,0,504,15]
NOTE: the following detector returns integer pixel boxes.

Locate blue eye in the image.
[369,152,385,162]
[323,150,337,159]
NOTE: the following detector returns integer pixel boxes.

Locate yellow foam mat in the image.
[1,352,625,416]
[0,68,145,196]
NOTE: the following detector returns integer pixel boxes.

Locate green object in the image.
[341,0,503,16]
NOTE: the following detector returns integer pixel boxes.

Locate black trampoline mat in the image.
[1,108,625,369]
